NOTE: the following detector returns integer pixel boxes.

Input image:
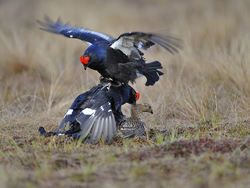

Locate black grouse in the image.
[39,79,139,144]
[38,17,181,86]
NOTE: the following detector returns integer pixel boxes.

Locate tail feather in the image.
[157,70,164,76]
[143,61,164,86]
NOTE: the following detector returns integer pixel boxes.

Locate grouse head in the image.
[80,43,107,70]
[137,103,153,114]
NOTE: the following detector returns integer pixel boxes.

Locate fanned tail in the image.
[143,61,163,86]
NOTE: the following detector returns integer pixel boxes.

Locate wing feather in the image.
[37,16,113,44]
[74,101,117,144]
[111,32,181,57]
[102,117,108,142]
[90,116,101,142]
[95,117,105,143]
[76,107,102,141]
[108,113,116,143]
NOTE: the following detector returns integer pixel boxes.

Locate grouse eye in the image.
[136,93,140,101]
[80,56,90,65]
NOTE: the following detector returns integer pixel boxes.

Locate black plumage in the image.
[39,79,138,144]
[38,17,181,86]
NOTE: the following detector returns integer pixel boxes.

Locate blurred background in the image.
[0,0,249,134]
[0,0,249,187]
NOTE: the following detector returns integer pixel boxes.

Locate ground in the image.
[0,0,249,187]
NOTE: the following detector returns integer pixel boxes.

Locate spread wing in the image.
[37,16,113,44]
[74,101,117,144]
[111,32,182,57]
[57,84,103,133]
[57,86,117,144]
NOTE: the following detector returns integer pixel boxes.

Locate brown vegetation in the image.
[0,0,249,187]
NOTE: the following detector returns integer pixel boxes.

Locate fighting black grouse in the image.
[39,79,139,144]
[38,17,181,86]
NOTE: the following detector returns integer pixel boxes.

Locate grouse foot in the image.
[99,76,123,87]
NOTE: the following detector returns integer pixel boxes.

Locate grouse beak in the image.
[84,64,88,70]
[150,109,153,114]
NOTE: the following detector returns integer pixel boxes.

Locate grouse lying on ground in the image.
[39,79,139,144]
[119,103,153,138]
[38,17,181,86]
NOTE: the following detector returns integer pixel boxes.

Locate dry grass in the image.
[0,0,249,187]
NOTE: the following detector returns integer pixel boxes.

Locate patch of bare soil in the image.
[122,139,240,160]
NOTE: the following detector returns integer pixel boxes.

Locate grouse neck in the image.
[130,105,143,121]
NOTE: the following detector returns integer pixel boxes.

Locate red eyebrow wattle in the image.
[136,93,140,101]
[80,56,89,64]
